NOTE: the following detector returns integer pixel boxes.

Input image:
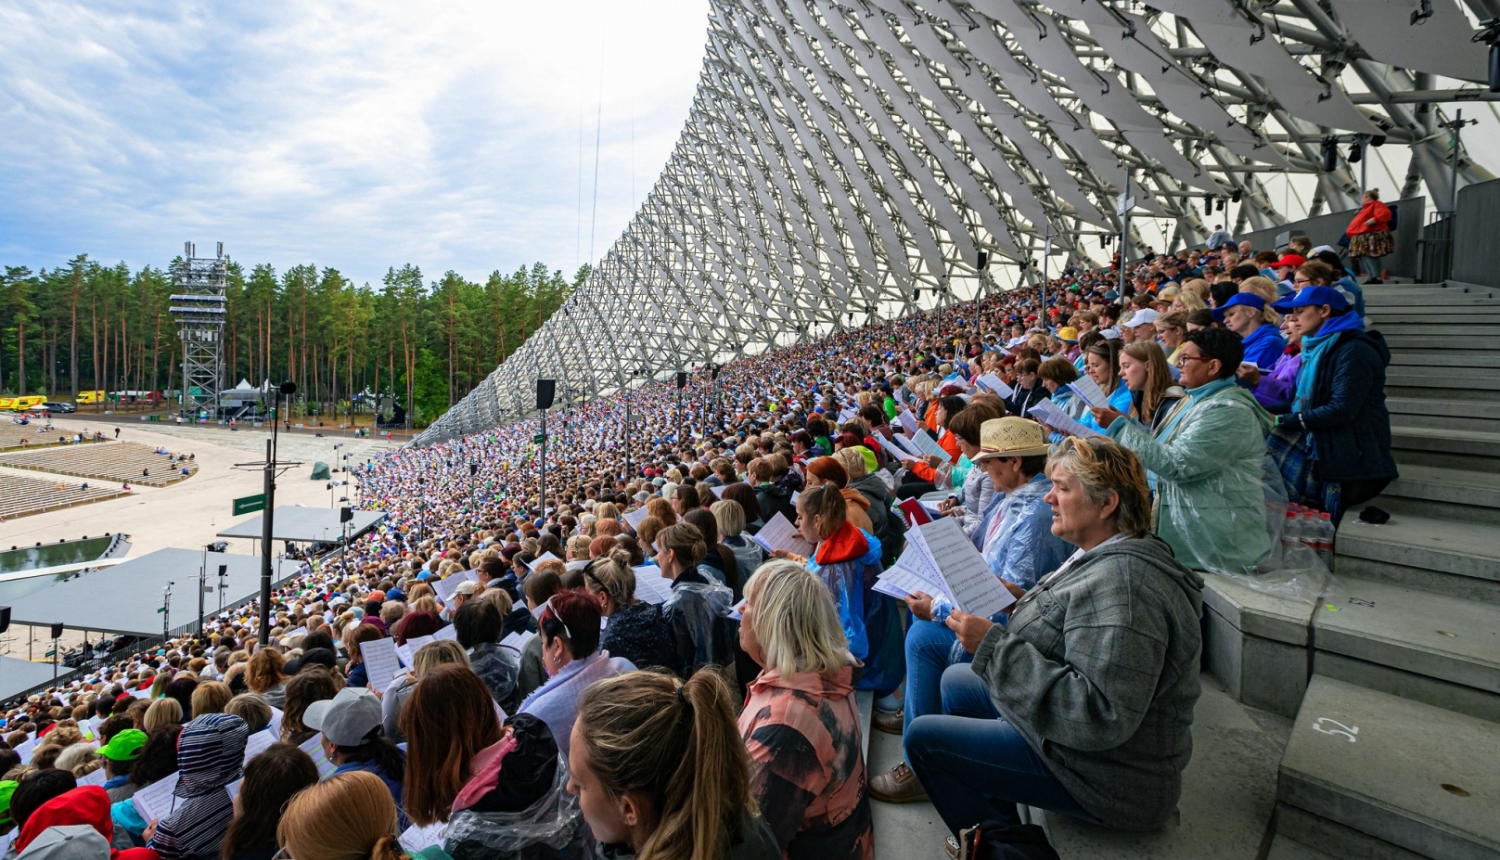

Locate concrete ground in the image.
[0,418,396,663]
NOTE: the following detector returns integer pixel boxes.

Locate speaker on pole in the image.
[340,506,354,523]
[50,622,64,640]
[676,372,688,390]
[536,379,556,410]
[0,607,10,636]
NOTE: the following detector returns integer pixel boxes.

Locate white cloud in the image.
[0,0,708,286]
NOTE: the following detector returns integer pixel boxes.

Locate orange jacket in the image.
[1346,199,1392,236]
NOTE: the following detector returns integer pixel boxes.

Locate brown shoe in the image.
[869,762,928,803]
[873,708,903,735]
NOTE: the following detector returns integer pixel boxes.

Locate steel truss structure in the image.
[170,242,228,419]
[415,0,1499,445]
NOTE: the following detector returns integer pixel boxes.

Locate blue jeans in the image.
[905,664,1095,836]
[903,618,972,735]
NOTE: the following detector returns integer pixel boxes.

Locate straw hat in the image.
[973,417,1051,461]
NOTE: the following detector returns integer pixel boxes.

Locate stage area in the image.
[6,547,306,637]
[217,506,385,543]
[0,656,66,701]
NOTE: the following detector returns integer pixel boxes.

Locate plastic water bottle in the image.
[1281,510,1302,553]
[1299,512,1321,559]
[1316,512,1337,570]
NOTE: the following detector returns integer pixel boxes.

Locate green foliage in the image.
[0,254,583,427]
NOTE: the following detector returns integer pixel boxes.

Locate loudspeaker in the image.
[536,379,556,410]
[676,372,688,390]
[50,622,64,640]
[340,506,354,523]
[0,607,10,636]
[976,251,989,268]
[218,564,228,577]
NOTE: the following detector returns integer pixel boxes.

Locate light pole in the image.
[260,381,295,646]
[161,583,174,640]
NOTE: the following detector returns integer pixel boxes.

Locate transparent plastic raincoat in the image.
[1108,378,1274,573]
[663,576,738,676]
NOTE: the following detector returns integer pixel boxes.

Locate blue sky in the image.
[0,0,708,287]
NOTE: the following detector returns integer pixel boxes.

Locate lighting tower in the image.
[170,242,228,420]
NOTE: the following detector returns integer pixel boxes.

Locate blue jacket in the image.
[1284,324,1397,484]
[1240,323,1287,371]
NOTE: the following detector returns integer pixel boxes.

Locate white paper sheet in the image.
[432,624,459,642]
[398,634,435,667]
[500,630,536,652]
[77,767,108,787]
[359,638,401,694]
[876,433,913,462]
[622,507,651,529]
[266,707,284,741]
[897,409,919,435]
[225,778,243,803]
[132,771,181,822]
[977,374,1014,398]
[749,512,818,558]
[631,567,676,605]
[242,726,277,764]
[911,429,949,460]
[1028,400,1104,440]
[399,821,448,853]
[918,518,1017,619]
[525,551,562,571]
[1066,377,1109,409]
[298,734,339,780]
[710,484,728,499]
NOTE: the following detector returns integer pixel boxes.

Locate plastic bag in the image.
[442,755,590,860]
[663,579,738,675]
[1172,452,1331,604]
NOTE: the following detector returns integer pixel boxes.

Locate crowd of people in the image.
[0,228,1395,860]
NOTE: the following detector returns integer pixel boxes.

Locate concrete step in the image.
[1385,399,1500,433]
[1381,334,1500,351]
[1202,572,1319,718]
[1386,369,1500,404]
[1389,350,1500,368]
[1366,293,1500,306]
[1033,673,1285,860]
[1370,313,1500,326]
[1277,676,1500,860]
[1312,577,1500,722]
[1391,425,1500,473]
[1375,464,1500,526]
[1373,324,1500,337]
[1335,514,1500,599]
[1264,835,1340,860]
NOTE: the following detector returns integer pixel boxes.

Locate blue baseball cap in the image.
[1272,285,1349,314]
[1212,292,1266,322]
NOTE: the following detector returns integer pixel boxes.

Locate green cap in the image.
[98,728,149,762]
[0,780,16,826]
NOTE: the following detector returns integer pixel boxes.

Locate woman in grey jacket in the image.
[905,437,1203,838]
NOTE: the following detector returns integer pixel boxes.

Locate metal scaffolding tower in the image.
[170,242,228,420]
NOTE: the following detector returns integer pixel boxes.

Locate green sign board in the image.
[533,434,547,444]
[233,493,267,516]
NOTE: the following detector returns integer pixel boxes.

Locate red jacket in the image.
[1346,199,1392,235]
[16,786,160,860]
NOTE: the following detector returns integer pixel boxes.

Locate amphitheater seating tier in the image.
[0,472,128,520]
[0,441,197,487]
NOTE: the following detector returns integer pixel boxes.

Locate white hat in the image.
[303,686,383,747]
[1126,309,1160,328]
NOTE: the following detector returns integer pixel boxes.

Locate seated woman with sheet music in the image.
[895,394,967,501]
[905,437,1203,839]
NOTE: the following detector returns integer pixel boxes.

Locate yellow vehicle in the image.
[0,395,47,412]
[75,390,107,405]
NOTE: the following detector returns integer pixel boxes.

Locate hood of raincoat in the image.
[176,713,248,795]
[16,787,111,854]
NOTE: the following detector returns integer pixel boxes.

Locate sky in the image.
[0,0,709,288]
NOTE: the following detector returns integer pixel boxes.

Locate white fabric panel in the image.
[1331,0,1486,83]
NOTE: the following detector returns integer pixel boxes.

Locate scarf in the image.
[1294,311,1364,414]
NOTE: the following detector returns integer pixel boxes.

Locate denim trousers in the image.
[903,618,972,735]
[905,664,1095,836]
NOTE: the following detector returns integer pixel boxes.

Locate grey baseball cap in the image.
[302,686,382,747]
[19,826,110,860]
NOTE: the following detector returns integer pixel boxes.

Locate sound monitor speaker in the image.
[341,506,354,523]
[536,379,556,410]
[50,622,64,640]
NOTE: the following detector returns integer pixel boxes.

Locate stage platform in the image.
[0,656,66,701]
[6,547,306,637]
[217,506,385,544]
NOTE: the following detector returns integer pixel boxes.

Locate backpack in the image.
[955,822,1061,860]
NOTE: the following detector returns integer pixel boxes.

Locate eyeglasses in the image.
[1292,277,1312,286]
[1174,354,1216,368]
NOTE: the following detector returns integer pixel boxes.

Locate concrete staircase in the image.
[871,282,1500,858]
[1268,282,1500,859]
